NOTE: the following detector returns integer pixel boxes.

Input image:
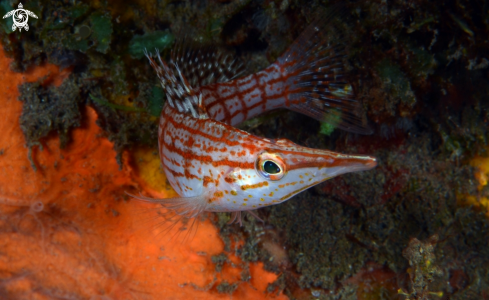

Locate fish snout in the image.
[324,154,377,173]
[292,153,377,179]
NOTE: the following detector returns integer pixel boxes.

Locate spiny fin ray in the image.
[171,40,246,88]
[145,49,208,119]
[126,192,209,219]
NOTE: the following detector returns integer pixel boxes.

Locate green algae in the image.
[62,33,90,53]
[319,122,335,136]
[60,11,112,54]
[89,12,112,54]
[89,94,144,113]
[109,56,129,96]
[68,4,90,22]
[376,59,416,107]
[0,1,13,33]
[128,31,174,59]
[319,109,342,136]
[147,86,165,117]
[406,45,436,80]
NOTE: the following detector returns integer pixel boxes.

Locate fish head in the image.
[213,138,377,211]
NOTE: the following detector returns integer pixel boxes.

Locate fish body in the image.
[157,102,376,216]
[200,63,287,127]
[135,10,377,222]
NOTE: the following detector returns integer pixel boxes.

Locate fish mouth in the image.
[288,152,377,170]
[286,152,377,179]
[340,155,378,171]
[318,155,377,177]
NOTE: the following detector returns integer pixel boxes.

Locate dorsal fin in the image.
[171,40,246,88]
[145,49,207,118]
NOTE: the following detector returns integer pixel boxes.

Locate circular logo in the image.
[13,9,29,27]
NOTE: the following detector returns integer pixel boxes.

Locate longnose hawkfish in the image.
[128,10,377,226]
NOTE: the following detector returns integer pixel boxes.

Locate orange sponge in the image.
[0,47,286,300]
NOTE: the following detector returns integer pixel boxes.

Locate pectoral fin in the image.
[125,192,209,219]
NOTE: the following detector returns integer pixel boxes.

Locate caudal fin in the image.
[279,8,372,134]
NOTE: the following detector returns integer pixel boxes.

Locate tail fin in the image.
[279,8,372,134]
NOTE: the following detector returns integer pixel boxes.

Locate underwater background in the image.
[0,0,488,299]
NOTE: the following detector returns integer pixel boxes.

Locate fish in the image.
[128,9,377,226]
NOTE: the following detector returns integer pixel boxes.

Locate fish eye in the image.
[256,153,286,180]
[263,161,281,174]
